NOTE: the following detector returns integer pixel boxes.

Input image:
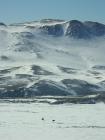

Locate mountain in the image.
[66,20,105,39]
[10,19,105,39]
[0,19,105,101]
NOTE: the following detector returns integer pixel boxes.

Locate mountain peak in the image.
[0,22,6,26]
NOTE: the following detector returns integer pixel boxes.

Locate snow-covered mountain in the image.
[0,19,105,99]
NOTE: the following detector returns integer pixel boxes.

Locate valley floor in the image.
[0,102,105,140]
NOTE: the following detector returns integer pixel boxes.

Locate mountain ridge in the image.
[0,19,105,101]
[1,19,105,39]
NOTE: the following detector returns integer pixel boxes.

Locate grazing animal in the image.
[42,117,44,120]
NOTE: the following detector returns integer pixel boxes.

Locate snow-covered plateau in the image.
[0,19,105,102]
[0,102,105,140]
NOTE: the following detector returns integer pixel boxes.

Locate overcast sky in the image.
[0,0,105,24]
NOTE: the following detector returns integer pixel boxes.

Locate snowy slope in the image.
[0,19,105,99]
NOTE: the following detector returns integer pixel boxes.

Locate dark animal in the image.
[42,117,44,120]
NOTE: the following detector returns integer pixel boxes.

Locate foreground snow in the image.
[0,103,105,140]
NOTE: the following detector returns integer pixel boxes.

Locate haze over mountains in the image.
[0,19,105,102]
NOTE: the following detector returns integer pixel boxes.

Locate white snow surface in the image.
[0,103,105,140]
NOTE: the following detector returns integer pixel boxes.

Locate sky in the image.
[0,0,105,24]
